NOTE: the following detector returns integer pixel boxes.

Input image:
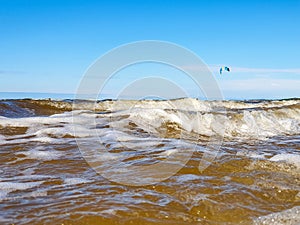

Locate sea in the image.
[0,93,299,225]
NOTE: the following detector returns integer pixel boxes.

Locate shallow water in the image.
[0,98,299,224]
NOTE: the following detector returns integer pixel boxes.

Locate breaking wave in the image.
[0,98,299,144]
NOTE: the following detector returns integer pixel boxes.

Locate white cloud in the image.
[228,67,300,74]
[182,65,300,74]
[219,78,300,91]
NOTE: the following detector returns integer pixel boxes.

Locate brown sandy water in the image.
[0,99,299,224]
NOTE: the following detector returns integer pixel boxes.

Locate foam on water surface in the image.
[254,206,300,225]
[270,153,300,169]
[64,178,93,185]
[0,181,43,200]
[0,99,299,145]
[17,148,63,161]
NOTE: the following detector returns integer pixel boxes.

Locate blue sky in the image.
[0,0,299,99]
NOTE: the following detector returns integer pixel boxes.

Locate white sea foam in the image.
[64,178,92,185]
[254,206,300,225]
[236,150,267,159]
[0,181,43,200]
[175,174,200,182]
[1,174,53,182]
[0,99,299,146]
[270,154,300,169]
[17,148,63,161]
